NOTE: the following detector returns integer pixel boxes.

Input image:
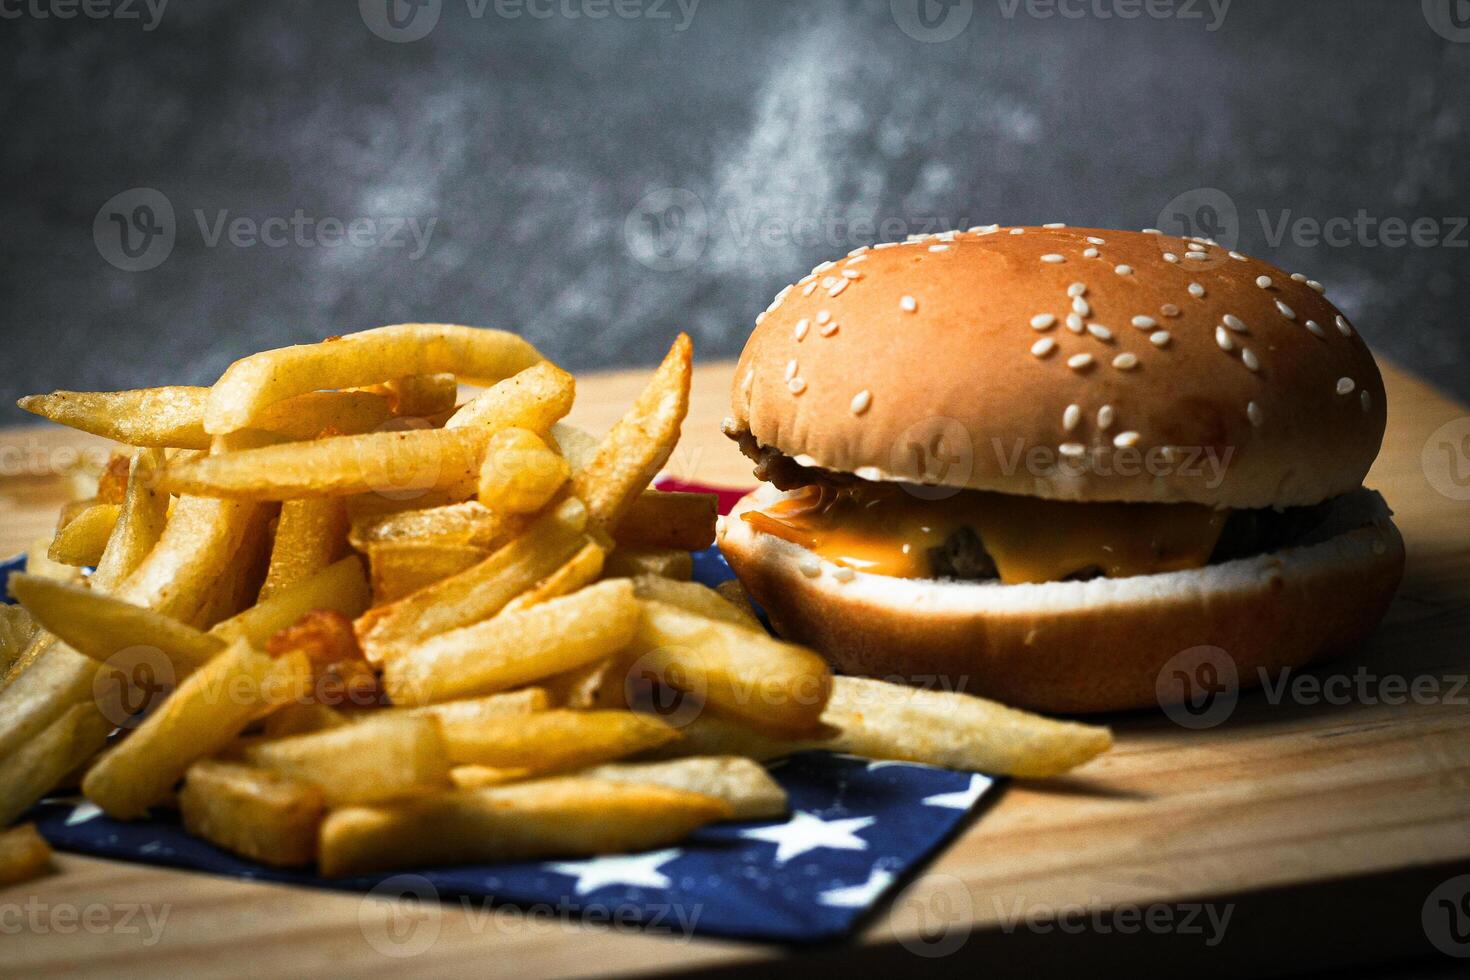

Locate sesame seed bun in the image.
[719,484,1406,713]
[729,226,1387,509]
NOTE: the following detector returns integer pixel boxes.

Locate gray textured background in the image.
[2,0,1469,425]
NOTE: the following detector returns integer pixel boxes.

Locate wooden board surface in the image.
[3,359,1470,978]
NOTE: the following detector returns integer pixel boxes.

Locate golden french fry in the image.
[179,760,326,867]
[581,757,786,820]
[571,334,691,535]
[367,541,489,604]
[399,688,550,724]
[190,500,277,630]
[501,539,605,614]
[356,498,587,665]
[0,605,38,677]
[0,702,114,827]
[46,503,120,567]
[349,500,524,553]
[0,641,97,758]
[81,640,312,819]
[261,701,350,739]
[541,657,614,709]
[205,324,543,434]
[318,777,729,876]
[259,497,349,600]
[477,427,569,513]
[367,373,460,418]
[0,824,53,887]
[11,573,223,678]
[713,580,762,627]
[550,423,599,471]
[614,491,717,551]
[23,539,82,586]
[210,555,370,647]
[96,452,132,505]
[437,710,678,772]
[603,547,693,580]
[91,448,169,589]
[114,495,261,621]
[444,361,574,432]
[448,765,533,788]
[243,714,451,806]
[381,579,638,705]
[632,576,755,628]
[654,676,1113,778]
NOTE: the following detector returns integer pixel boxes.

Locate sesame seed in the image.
[969,224,999,234]
[1031,313,1057,330]
[821,276,838,289]
[814,261,834,274]
[842,268,861,279]
[1068,353,1095,371]
[788,377,807,395]
[1229,251,1246,261]
[1308,280,1325,293]
[1247,401,1264,427]
[1066,313,1085,333]
[1088,323,1113,341]
[1043,222,1066,229]
[794,318,810,340]
[802,282,818,296]
[899,295,917,313]
[1009,228,1025,235]
[847,245,869,257]
[1132,315,1157,330]
[1150,330,1172,347]
[1163,253,1179,263]
[1223,313,1248,333]
[785,359,798,380]
[755,312,766,326]
[798,274,814,285]
[1113,431,1141,449]
[929,244,950,252]
[1113,353,1139,370]
[833,565,855,582]
[1255,275,1273,289]
[1275,299,1295,319]
[1361,390,1373,413]
[874,241,898,249]
[775,284,792,302]
[1068,282,1087,297]
[1072,296,1091,316]
[1242,348,1260,372]
[1063,404,1082,430]
[1188,282,1206,298]
[818,320,839,337]
[1086,236,1105,245]
[816,309,831,325]
[1337,377,1356,395]
[1305,319,1325,338]
[1031,337,1058,358]
[1215,326,1235,351]
[850,390,872,415]
[845,254,868,265]
[1060,442,1087,458]
[1290,273,1306,283]
[1142,228,1162,235]
[1083,247,1100,258]
[1161,304,1181,317]
[827,279,849,297]
[1335,315,1353,336]
[1041,253,1065,264]
[1115,264,1134,275]
[798,557,821,577]
[1097,405,1114,429]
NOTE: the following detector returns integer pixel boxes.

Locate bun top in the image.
[729,226,1387,509]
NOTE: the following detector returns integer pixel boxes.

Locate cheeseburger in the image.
[719,226,1404,713]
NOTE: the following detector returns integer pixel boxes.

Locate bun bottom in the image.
[719,486,1406,714]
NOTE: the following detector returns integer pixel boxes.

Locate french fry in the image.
[23,538,82,585]
[381,579,638,705]
[261,701,350,739]
[550,422,599,471]
[367,541,489,604]
[17,387,396,449]
[206,324,542,434]
[0,702,114,827]
[436,709,677,773]
[0,605,38,677]
[190,500,277,630]
[349,500,523,553]
[713,580,762,627]
[0,824,53,887]
[259,497,349,600]
[449,765,533,789]
[571,334,691,535]
[399,688,551,724]
[501,539,606,614]
[243,714,451,806]
[81,640,312,819]
[115,495,261,622]
[356,498,588,665]
[368,372,460,418]
[318,777,729,876]
[0,641,98,759]
[10,574,223,678]
[632,576,756,628]
[209,556,370,648]
[46,503,120,567]
[603,547,693,580]
[613,491,717,551]
[179,760,326,867]
[91,448,169,589]
[96,452,132,505]
[652,676,1114,778]
[541,657,614,709]
[477,427,570,513]
[581,757,787,820]
[630,599,832,733]
[266,609,378,710]
[444,361,574,433]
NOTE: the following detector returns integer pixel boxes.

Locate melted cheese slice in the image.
[742,483,1227,584]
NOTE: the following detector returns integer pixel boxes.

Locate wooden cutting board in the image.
[4,360,1469,978]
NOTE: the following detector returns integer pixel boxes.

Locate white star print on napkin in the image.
[739,811,876,864]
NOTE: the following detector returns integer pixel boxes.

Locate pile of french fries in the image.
[0,323,1111,883]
